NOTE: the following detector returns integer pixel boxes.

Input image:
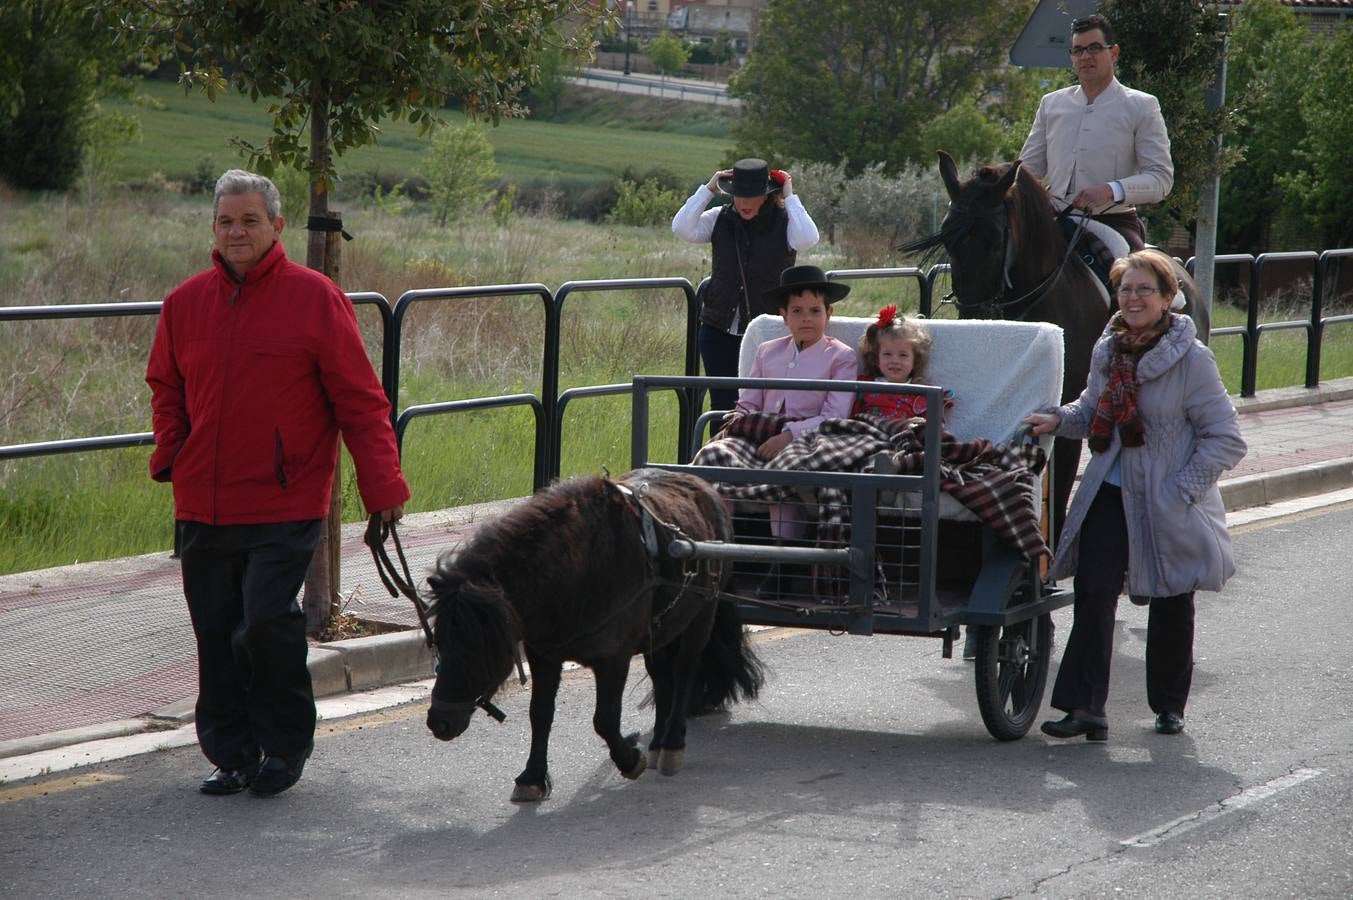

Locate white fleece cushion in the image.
[738,315,1065,444]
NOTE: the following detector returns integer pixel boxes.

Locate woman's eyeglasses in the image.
[1069,43,1111,57]
[1116,285,1161,298]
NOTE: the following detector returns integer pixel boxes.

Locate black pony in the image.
[903,150,1210,538]
[425,467,763,802]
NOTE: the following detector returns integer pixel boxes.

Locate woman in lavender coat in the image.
[1024,250,1246,742]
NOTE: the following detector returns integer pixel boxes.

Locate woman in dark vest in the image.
[672,158,821,414]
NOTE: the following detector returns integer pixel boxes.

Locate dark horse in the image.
[425,467,763,802]
[902,150,1210,539]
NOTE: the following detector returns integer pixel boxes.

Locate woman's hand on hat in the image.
[779,171,793,199]
[707,169,732,193]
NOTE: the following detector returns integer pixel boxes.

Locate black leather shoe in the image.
[1155,712,1185,735]
[249,744,312,797]
[200,763,259,795]
[1041,713,1108,742]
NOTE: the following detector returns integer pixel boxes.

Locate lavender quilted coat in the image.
[1047,314,1247,597]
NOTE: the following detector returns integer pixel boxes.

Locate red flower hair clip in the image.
[875,304,898,328]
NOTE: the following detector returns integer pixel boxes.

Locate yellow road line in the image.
[0,772,127,805]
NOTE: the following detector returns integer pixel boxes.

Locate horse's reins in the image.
[363,514,511,724]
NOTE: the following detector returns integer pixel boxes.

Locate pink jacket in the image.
[735,334,859,438]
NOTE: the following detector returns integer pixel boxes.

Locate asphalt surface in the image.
[3,499,1352,898]
[2,379,1351,768]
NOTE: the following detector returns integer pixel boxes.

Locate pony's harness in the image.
[521,478,724,660]
[364,515,510,724]
[613,479,724,629]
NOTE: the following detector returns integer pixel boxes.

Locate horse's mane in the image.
[1006,163,1065,264]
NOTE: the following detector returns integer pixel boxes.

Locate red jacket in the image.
[146,241,409,525]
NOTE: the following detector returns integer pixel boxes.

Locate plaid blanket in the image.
[694,411,1048,559]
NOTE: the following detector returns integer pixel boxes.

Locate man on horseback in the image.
[1019,14,1173,279]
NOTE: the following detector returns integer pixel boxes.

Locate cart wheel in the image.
[972,612,1053,741]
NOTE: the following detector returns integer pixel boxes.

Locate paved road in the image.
[3,494,1350,899]
[570,67,740,106]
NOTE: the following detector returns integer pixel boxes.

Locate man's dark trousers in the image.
[179,519,322,769]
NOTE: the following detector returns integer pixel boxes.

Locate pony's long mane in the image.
[428,475,637,681]
[426,476,609,690]
[427,567,517,695]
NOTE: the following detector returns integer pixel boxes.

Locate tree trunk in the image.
[302,89,344,638]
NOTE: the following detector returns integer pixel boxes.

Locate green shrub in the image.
[606,177,686,227]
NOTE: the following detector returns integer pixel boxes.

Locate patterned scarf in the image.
[1087,312,1172,453]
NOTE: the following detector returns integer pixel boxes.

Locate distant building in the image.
[1214,0,1353,33]
[666,1,766,52]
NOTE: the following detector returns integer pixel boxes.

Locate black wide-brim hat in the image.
[717,158,781,198]
[763,264,851,306]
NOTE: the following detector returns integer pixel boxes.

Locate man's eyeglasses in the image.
[1117,285,1161,299]
[1069,43,1111,57]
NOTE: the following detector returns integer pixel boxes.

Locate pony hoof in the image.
[621,752,647,781]
[510,781,551,803]
[658,749,684,776]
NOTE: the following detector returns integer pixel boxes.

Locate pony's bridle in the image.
[364,514,511,724]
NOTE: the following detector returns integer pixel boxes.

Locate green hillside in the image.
[105,79,733,189]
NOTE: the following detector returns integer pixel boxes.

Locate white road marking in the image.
[1226,487,1353,530]
[1120,768,1323,848]
[0,680,438,785]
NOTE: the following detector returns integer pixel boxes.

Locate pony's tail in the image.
[690,600,765,714]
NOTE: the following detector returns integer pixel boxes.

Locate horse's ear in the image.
[938,150,962,201]
[996,159,1023,196]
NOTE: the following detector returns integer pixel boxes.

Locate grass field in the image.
[105,79,733,189]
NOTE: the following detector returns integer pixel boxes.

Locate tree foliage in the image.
[422,123,499,226]
[523,24,588,117]
[1104,0,1240,225]
[606,176,686,227]
[1219,0,1309,250]
[726,0,1034,173]
[0,2,131,191]
[648,32,691,77]
[110,0,602,192]
[1279,27,1353,248]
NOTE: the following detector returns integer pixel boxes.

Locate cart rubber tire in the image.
[972,612,1053,741]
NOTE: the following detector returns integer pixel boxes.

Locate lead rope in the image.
[363,515,515,722]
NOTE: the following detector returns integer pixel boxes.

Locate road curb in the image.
[1231,377,1353,414]
[321,630,435,693]
[0,719,158,760]
[1221,457,1353,512]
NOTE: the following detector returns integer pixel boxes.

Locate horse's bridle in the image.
[941,201,1088,321]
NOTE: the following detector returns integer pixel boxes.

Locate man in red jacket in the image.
[146,169,411,797]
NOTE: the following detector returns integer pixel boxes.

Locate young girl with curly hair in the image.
[851,305,951,421]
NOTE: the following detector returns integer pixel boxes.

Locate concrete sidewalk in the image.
[3,379,1352,762]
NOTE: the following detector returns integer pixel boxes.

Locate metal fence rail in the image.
[1187,248,1353,396]
[4,254,1349,476]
